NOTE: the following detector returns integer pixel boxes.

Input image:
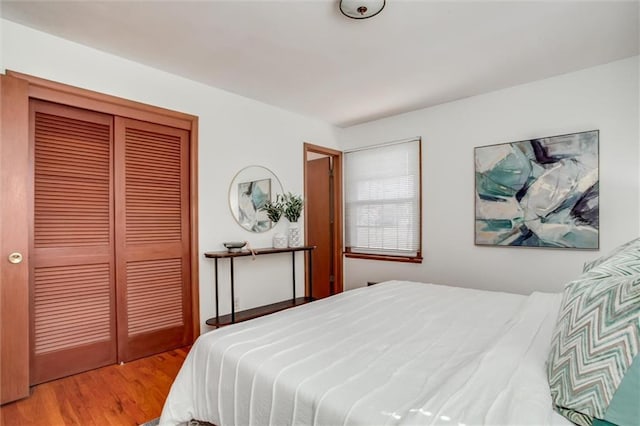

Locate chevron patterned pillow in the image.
[583,238,640,273]
[547,274,640,426]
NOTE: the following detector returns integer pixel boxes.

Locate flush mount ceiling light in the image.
[339,0,385,19]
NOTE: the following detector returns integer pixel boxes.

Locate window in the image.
[344,138,422,262]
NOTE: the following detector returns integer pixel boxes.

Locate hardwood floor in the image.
[0,346,189,426]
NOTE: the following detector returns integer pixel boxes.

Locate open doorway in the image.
[304,143,343,299]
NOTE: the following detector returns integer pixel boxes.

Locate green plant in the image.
[259,194,284,223]
[282,192,303,223]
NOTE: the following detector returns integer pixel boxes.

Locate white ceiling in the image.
[2,1,639,127]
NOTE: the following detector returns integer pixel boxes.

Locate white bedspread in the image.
[160,281,571,426]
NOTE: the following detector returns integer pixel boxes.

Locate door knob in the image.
[8,252,23,264]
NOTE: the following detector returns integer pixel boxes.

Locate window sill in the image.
[344,252,423,264]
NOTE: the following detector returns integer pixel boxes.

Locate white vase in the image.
[288,222,302,247]
[273,232,287,249]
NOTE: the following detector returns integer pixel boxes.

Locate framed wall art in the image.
[237,178,271,232]
[474,130,599,249]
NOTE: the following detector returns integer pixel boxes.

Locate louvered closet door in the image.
[30,101,116,385]
[115,117,192,362]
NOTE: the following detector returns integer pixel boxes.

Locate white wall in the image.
[0,7,3,72]
[1,20,340,332]
[339,57,640,295]
[2,19,638,320]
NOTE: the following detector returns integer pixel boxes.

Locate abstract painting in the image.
[475,130,599,249]
[238,178,271,232]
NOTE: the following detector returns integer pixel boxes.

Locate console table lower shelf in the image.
[205,296,313,327]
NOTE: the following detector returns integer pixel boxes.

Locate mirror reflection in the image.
[229,165,284,233]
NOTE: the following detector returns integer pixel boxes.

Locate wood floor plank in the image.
[0,346,188,426]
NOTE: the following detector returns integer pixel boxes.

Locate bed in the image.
[159,281,573,426]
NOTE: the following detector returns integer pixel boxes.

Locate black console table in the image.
[204,245,315,327]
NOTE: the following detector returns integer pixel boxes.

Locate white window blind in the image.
[344,138,421,258]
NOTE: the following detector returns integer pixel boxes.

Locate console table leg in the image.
[292,252,296,300]
[308,251,313,301]
[215,258,219,323]
[230,258,235,323]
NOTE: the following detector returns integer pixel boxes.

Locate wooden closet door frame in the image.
[2,71,200,397]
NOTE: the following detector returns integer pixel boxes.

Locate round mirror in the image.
[229,165,284,233]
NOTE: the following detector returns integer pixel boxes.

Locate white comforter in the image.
[160,281,571,426]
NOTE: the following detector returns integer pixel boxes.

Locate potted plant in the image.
[260,195,287,248]
[282,192,303,223]
[282,192,303,247]
[260,195,284,223]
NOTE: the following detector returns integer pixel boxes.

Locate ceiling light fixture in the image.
[339,0,385,20]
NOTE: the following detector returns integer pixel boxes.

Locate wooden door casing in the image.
[303,143,344,298]
[115,117,192,362]
[30,101,117,385]
[0,75,31,404]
